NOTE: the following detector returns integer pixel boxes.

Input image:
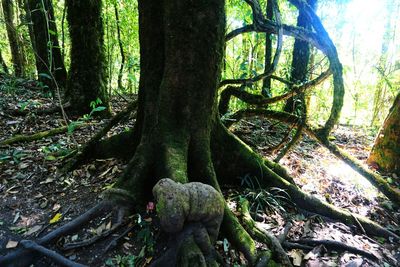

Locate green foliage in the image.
[40,141,70,161]
[104,215,153,267]
[67,98,105,134]
[105,254,137,267]
[0,149,26,164]
[237,174,293,214]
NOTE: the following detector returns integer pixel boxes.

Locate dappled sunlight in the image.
[324,159,378,199]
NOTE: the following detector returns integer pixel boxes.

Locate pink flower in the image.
[146,202,155,213]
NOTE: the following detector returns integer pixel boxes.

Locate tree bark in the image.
[261,0,273,97]
[1,0,25,76]
[284,0,317,113]
[65,0,109,115]
[368,93,400,176]
[114,3,125,90]
[28,0,67,92]
[0,49,9,73]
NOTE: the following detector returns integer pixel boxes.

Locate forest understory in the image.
[1,76,399,266]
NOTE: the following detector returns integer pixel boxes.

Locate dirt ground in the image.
[1,77,399,266]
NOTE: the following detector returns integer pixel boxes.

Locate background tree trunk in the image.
[368,92,400,176]
[65,0,109,115]
[262,0,273,98]
[0,49,9,73]
[1,0,25,76]
[284,0,317,113]
[29,0,67,93]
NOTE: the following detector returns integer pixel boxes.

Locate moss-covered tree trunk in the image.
[28,0,67,93]
[368,93,400,176]
[284,0,317,113]
[115,0,225,192]
[1,0,25,76]
[65,0,109,115]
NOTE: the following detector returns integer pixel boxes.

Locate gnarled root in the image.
[238,199,293,266]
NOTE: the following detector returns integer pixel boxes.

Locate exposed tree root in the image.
[0,123,90,146]
[62,100,138,172]
[226,109,400,205]
[19,240,87,267]
[0,201,114,266]
[150,223,222,267]
[238,198,293,266]
[61,209,127,251]
[211,121,400,242]
[310,131,400,205]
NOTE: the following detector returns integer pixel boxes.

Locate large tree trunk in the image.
[115,0,225,193]
[28,0,67,93]
[368,93,400,177]
[1,0,25,76]
[65,0,109,115]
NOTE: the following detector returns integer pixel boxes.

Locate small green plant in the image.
[0,149,26,164]
[105,254,136,267]
[40,142,70,160]
[17,100,40,111]
[68,98,106,134]
[237,174,293,214]
[136,215,155,254]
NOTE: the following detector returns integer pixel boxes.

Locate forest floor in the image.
[0,76,399,266]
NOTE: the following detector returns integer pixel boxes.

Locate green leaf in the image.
[48,29,56,36]
[105,258,115,266]
[68,123,76,134]
[92,106,106,113]
[45,155,57,161]
[38,73,52,80]
[49,213,62,224]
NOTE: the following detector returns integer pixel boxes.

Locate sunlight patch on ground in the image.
[324,160,378,199]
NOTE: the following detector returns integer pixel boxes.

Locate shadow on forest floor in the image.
[0,76,399,266]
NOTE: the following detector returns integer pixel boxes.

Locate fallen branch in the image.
[0,123,90,146]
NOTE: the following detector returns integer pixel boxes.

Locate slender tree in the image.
[114,2,125,90]
[65,0,109,115]
[1,0,25,76]
[28,0,67,93]
[284,0,317,113]
[368,92,400,176]
[262,0,273,97]
[0,49,9,74]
